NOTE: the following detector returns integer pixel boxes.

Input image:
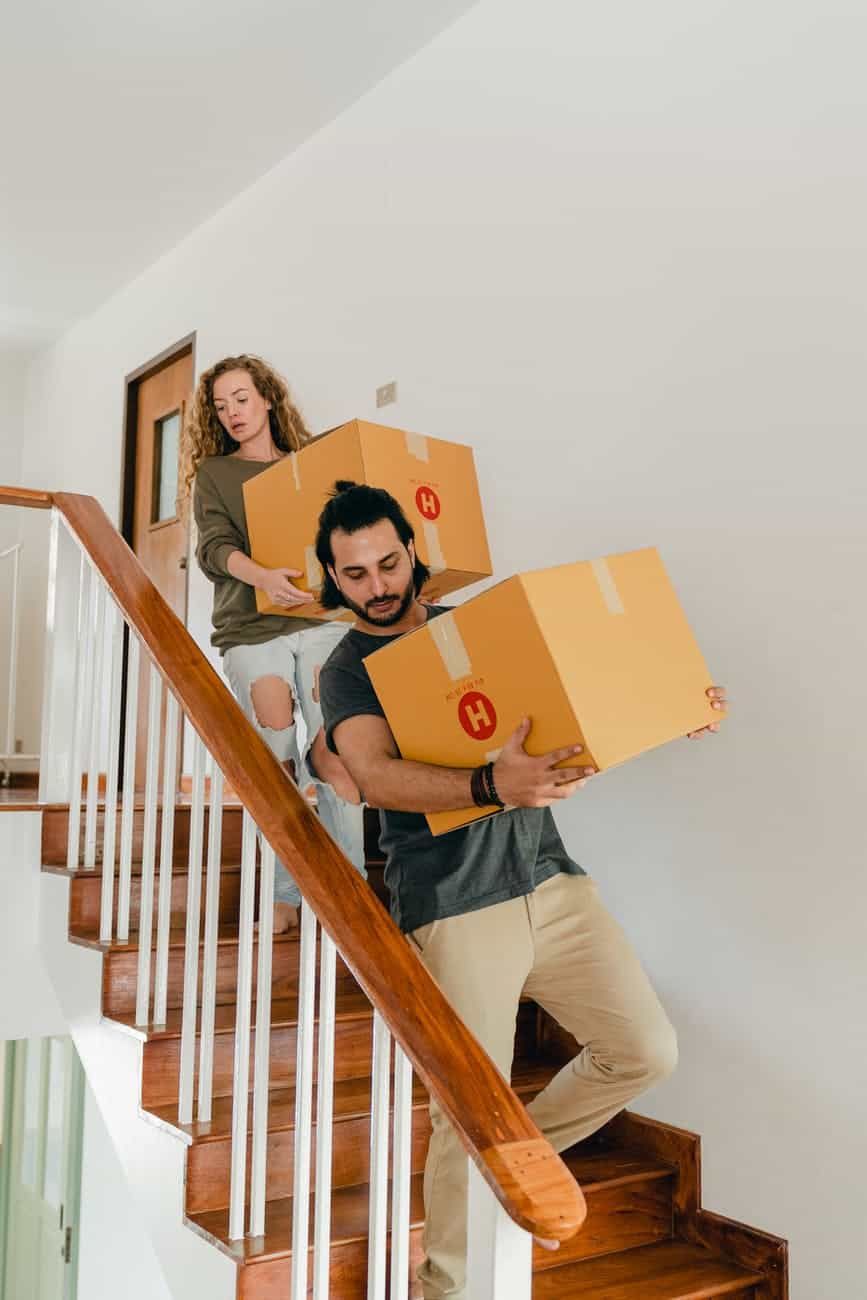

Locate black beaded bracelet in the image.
[482,761,505,808]
[470,765,490,808]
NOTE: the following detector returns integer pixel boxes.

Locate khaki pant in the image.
[408,871,678,1300]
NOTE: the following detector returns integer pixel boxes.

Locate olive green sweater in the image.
[194,455,320,654]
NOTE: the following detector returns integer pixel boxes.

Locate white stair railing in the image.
[36,503,539,1300]
[0,541,40,775]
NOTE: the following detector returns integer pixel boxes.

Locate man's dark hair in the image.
[315,481,431,610]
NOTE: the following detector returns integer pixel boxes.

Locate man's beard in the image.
[340,575,416,628]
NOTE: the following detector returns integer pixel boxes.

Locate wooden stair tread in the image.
[44,861,243,880]
[107,986,374,1040]
[70,919,299,954]
[149,1057,562,1140]
[189,1175,426,1263]
[532,1239,762,1298]
[39,797,244,811]
[186,1136,674,1265]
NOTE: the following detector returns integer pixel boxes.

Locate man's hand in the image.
[260,567,315,608]
[492,718,595,808]
[687,685,728,740]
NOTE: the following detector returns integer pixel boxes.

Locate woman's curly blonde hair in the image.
[179,354,311,507]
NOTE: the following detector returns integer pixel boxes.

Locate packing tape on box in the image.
[305,545,322,590]
[405,431,430,462]
[429,611,472,681]
[590,557,625,615]
[423,520,447,575]
[290,453,301,491]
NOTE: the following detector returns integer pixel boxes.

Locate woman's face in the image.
[212,369,271,447]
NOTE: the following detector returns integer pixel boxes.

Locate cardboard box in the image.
[364,547,723,835]
[242,419,492,620]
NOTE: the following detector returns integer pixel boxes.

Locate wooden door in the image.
[2,1038,85,1300]
[127,346,193,787]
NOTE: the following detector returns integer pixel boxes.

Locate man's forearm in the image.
[362,755,474,813]
[226,550,266,587]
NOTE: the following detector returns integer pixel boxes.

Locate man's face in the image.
[328,519,417,628]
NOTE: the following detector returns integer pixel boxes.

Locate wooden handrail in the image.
[0,486,54,510]
[2,485,586,1242]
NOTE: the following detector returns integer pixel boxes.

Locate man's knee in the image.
[630,1014,678,1084]
[249,676,294,731]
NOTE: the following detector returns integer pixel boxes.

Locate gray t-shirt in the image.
[319,605,584,933]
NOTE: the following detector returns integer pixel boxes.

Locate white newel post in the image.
[466,1159,533,1300]
[39,511,87,802]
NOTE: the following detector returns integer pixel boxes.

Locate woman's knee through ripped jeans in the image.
[223,626,366,905]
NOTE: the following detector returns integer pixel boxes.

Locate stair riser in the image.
[103,940,359,1016]
[234,1236,425,1300]
[142,1017,375,1108]
[185,1106,433,1213]
[70,870,242,934]
[534,1176,673,1271]
[43,804,243,867]
[231,1178,677,1299]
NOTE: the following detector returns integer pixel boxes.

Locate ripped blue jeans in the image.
[223,624,366,905]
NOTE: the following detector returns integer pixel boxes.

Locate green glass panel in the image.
[154,410,181,522]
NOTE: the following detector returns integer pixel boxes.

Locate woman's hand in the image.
[687,685,728,739]
[260,567,315,608]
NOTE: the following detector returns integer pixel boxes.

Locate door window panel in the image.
[21,1040,43,1189]
[153,410,181,523]
[42,1038,67,1210]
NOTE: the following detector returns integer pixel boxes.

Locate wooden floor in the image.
[0,780,39,805]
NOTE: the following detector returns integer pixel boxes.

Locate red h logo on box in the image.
[458,691,497,741]
[415,486,441,520]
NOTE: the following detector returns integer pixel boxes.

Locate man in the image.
[314,481,726,1300]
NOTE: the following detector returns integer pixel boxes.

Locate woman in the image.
[180,353,365,931]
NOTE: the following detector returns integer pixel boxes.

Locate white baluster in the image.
[312,929,337,1300]
[116,633,140,943]
[228,810,257,1241]
[1,543,21,762]
[66,558,93,871]
[153,691,180,1026]
[368,1011,391,1300]
[390,1043,413,1300]
[83,579,105,870]
[39,513,84,803]
[249,839,275,1238]
[178,733,206,1123]
[290,899,317,1297]
[99,603,124,942]
[135,663,163,1028]
[466,1160,533,1300]
[197,759,224,1124]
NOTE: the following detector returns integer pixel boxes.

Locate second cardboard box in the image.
[242,419,492,620]
[364,547,722,835]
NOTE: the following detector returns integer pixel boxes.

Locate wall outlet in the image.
[376,381,397,408]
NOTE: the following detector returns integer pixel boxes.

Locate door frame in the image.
[119,331,197,562]
[0,1038,86,1300]
[118,334,196,785]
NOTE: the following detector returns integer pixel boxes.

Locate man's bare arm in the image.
[332,714,593,813]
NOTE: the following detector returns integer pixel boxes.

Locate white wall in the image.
[0,813,66,1039]
[0,352,48,761]
[13,1,867,1294]
[78,1084,172,1300]
[0,354,24,498]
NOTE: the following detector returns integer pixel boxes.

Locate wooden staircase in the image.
[44,802,788,1300]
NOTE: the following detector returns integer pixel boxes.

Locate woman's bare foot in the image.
[273,902,299,934]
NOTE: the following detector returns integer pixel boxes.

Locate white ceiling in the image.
[0,0,474,349]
